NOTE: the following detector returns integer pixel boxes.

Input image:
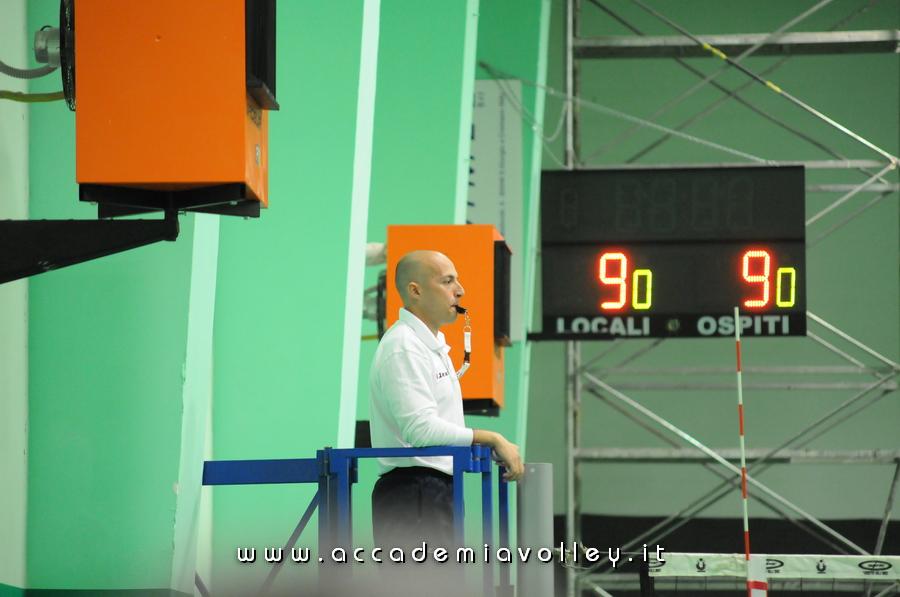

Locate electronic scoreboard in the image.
[538,166,806,340]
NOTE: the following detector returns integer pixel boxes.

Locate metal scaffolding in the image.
[568,342,900,591]
[574,30,900,59]
[552,2,900,596]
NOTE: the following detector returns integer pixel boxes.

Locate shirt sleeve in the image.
[378,350,474,448]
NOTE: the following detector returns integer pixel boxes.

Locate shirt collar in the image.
[398,308,450,354]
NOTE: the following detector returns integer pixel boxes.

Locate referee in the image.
[369,249,524,555]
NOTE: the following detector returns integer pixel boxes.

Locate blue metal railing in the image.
[202,445,511,596]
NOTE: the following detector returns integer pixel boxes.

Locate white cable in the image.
[482,62,771,165]
[488,76,569,167]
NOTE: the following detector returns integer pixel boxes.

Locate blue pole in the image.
[332,452,352,548]
[480,445,494,596]
[452,450,466,545]
[259,491,320,595]
[316,449,330,558]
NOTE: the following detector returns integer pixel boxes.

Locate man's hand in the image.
[493,437,525,482]
[472,429,525,481]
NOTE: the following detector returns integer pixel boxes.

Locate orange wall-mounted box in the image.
[386,225,511,414]
[74,0,275,213]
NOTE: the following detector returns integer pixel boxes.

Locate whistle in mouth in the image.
[454,305,467,314]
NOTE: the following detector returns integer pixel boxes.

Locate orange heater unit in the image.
[71,0,277,217]
[386,225,512,415]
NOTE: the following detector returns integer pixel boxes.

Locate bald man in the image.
[369,250,524,554]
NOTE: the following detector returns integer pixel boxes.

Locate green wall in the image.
[209,1,379,593]
[26,1,200,591]
[0,1,29,594]
[22,0,380,593]
[19,0,544,591]
[528,0,900,528]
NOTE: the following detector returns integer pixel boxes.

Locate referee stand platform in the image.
[201,445,513,596]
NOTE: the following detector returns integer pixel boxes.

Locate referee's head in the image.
[396,250,465,334]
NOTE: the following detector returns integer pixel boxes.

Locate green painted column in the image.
[474,0,551,461]
[468,0,551,564]
[209,1,380,593]
[353,0,482,550]
[367,0,479,233]
[170,214,220,595]
[0,1,29,595]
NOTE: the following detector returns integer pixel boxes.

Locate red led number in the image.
[597,252,653,311]
[741,249,771,308]
[741,249,799,309]
[599,252,628,310]
[596,251,656,312]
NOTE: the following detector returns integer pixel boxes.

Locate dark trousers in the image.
[371,466,456,550]
[370,466,462,596]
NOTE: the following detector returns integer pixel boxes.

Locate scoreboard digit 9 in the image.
[539,166,806,339]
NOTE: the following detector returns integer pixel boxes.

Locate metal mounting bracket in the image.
[0,209,179,285]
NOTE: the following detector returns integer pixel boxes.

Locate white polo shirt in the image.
[369,308,474,475]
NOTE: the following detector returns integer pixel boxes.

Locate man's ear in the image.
[408,282,420,299]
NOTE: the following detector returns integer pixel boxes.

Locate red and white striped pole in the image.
[734,307,768,597]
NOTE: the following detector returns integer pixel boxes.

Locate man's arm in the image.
[472,429,525,481]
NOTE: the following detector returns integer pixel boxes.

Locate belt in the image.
[381,465,452,481]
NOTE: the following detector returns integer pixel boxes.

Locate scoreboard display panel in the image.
[539,166,806,339]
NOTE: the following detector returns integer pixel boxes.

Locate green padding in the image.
[0,582,24,597]
[23,590,190,597]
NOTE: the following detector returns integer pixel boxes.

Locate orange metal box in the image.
[386,225,511,413]
[74,0,269,204]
